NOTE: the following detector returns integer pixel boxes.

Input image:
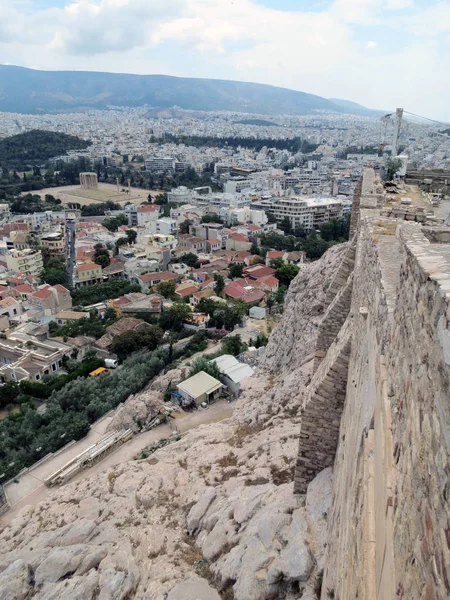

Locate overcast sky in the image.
[1,0,449,121]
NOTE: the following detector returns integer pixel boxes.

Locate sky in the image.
[1,0,449,120]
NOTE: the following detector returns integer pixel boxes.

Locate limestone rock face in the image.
[107,390,163,433]
[0,244,345,600]
[263,242,349,373]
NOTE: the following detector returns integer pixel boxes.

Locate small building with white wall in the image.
[210,354,254,396]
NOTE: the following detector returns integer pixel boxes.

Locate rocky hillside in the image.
[0,243,348,600]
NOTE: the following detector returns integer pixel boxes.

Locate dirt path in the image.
[0,401,232,527]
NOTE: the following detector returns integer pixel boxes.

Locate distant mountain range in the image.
[0,65,385,118]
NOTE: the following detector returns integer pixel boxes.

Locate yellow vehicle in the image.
[89,367,110,377]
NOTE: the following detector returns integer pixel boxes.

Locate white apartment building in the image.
[168,187,197,205]
[6,249,44,278]
[224,178,253,194]
[258,196,345,231]
[148,218,178,236]
[170,204,204,225]
[144,157,176,173]
[137,204,161,227]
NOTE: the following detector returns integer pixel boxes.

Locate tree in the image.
[280,216,292,235]
[180,252,199,268]
[159,303,192,331]
[222,334,247,356]
[154,193,168,205]
[157,280,176,298]
[250,242,260,256]
[223,301,247,331]
[276,263,299,287]
[0,382,20,409]
[111,327,163,362]
[201,214,221,223]
[93,244,110,268]
[228,263,244,279]
[386,157,403,181]
[40,256,68,286]
[303,231,330,259]
[26,233,41,251]
[189,356,222,379]
[179,219,193,234]
[276,285,287,304]
[269,257,284,270]
[266,212,277,224]
[214,273,225,296]
[125,229,137,244]
[103,214,128,232]
[115,237,128,253]
[266,293,276,314]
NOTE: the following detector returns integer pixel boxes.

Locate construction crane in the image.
[379,113,392,154]
[378,108,404,156]
[392,108,404,157]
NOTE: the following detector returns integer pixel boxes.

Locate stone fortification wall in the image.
[314,168,450,600]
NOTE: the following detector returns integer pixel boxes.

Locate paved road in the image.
[0,400,232,527]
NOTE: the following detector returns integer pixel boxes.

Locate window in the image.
[36,373,40,381]
[44,369,49,375]
[58,360,62,368]
[51,363,56,371]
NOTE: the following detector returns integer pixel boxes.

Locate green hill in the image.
[0,130,91,169]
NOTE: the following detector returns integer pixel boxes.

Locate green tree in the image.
[93,244,110,268]
[228,263,244,279]
[115,237,128,253]
[386,157,403,181]
[266,293,275,314]
[157,280,176,298]
[159,303,192,331]
[222,334,247,356]
[125,229,137,244]
[180,252,199,268]
[179,219,193,234]
[250,242,260,256]
[26,233,41,251]
[189,357,222,379]
[201,214,221,223]
[276,263,299,286]
[110,327,163,362]
[103,214,128,232]
[280,216,292,235]
[214,273,225,296]
[276,285,287,304]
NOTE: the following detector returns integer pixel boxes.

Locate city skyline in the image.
[0,0,449,121]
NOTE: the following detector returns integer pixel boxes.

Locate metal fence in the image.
[0,484,9,515]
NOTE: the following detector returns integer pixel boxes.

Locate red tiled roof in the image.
[14,284,33,294]
[267,251,285,259]
[53,285,70,293]
[258,275,279,288]
[176,285,198,298]
[230,233,249,242]
[137,204,160,213]
[139,271,178,283]
[245,265,277,279]
[32,288,52,299]
[76,262,101,272]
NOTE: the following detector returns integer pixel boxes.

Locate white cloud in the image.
[0,0,449,119]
